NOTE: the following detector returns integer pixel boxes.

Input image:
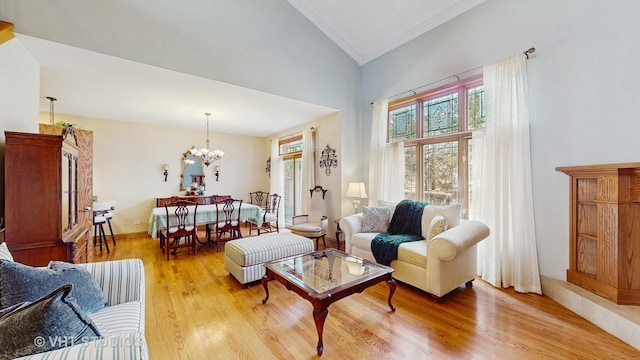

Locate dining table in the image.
[147,203,263,240]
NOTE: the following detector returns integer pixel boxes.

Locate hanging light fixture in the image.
[190,112,224,167]
[46,96,57,125]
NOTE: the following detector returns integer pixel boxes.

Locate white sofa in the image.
[7,258,148,360]
[340,205,490,298]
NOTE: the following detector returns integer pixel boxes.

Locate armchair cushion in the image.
[0,284,101,360]
[0,260,106,314]
[361,206,390,232]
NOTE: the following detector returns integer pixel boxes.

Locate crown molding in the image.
[287,0,366,65]
[360,0,486,65]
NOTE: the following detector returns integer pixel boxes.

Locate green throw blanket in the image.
[371,200,427,265]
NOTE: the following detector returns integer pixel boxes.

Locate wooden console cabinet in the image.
[4,126,93,266]
[557,162,640,305]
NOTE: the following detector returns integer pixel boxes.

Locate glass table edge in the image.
[263,248,394,299]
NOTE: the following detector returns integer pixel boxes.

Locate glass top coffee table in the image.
[261,248,396,356]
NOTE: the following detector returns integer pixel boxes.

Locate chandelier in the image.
[190,112,224,166]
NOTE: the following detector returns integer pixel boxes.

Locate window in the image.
[280,136,303,224]
[389,75,484,217]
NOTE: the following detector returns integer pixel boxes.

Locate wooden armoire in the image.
[4,125,93,266]
[557,162,640,305]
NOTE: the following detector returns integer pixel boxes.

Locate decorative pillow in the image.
[0,260,106,314]
[377,200,399,221]
[0,242,13,261]
[0,284,101,360]
[421,204,461,239]
[427,214,448,241]
[362,206,390,232]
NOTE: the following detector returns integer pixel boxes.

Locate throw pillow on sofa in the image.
[0,284,102,360]
[362,206,390,232]
[427,214,448,241]
[421,204,461,239]
[377,200,398,221]
[0,243,13,261]
[0,260,106,314]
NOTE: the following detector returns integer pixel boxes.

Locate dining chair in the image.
[248,190,269,228]
[247,193,281,236]
[206,198,243,251]
[290,186,328,250]
[159,200,198,260]
[249,191,269,207]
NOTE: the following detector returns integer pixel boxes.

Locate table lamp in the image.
[345,182,368,213]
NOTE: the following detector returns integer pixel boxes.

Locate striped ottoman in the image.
[224,232,314,284]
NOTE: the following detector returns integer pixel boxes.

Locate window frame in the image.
[388,75,483,217]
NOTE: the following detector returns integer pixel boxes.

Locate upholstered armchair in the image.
[290,186,328,249]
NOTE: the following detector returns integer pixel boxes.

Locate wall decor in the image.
[319,144,337,176]
[265,157,271,176]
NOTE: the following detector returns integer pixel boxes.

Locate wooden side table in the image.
[334,219,342,251]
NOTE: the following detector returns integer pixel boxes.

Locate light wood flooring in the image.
[95,230,640,359]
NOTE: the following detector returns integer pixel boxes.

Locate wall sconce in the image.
[215,166,220,181]
[163,164,169,182]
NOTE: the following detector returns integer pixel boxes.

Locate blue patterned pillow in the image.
[0,260,106,314]
[0,284,101,359]
[362,206,390,232]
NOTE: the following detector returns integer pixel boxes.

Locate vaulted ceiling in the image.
[10,0,485,136]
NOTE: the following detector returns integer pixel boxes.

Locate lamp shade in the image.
[345,182,368,198]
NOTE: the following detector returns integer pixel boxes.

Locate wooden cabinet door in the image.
[40,124,94,262]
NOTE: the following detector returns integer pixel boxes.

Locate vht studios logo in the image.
[33,335,143,348]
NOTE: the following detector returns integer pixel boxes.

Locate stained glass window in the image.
[388,75,484,218]
[423,94,458,136]
[389,105,416,142]
[468,86,485,129]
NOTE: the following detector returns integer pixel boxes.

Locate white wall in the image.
[40,113,268,235]
[0,37,39,217]
[0,38,39,135]
[360,0,640,279]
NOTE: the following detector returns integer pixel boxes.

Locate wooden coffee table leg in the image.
[387,277,397,312]
[261,274,272,305]
[313,307,329,356]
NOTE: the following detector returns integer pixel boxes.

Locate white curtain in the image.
[369,99,405,205]
[269,140,285,229]
[300,128,315,214]
[471,54,541,294]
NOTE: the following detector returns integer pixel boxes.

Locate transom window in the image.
[388,75,484,217]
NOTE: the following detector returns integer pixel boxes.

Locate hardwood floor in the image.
[95,230,640,359]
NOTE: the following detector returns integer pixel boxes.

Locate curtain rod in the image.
[276,126,318,140]
[371,47,536,105]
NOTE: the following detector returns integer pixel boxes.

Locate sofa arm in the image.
[79,259,145,307]
[428,220,490,261]
[339,213,363,253]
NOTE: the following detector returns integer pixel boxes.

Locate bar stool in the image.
[104,210,116,246]
[93,213,109,253]
[94,201,116,247]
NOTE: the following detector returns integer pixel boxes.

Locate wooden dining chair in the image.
[206,198,242,251]
[247,193,281,236]
[249,191,269,207]
[159,200,198,260]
